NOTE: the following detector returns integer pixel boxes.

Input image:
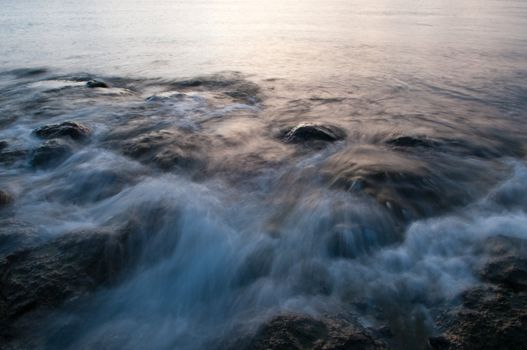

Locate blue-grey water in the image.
[1,0,527,349]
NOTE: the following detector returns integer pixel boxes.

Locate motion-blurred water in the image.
[1,0,527,349]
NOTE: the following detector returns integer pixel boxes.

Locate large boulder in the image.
[33,121,91,141]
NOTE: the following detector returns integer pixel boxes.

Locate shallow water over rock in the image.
[0,69,526,349]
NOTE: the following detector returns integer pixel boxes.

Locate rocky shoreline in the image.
[1,70,527,349]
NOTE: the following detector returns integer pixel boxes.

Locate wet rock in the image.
[0,142,28,165]
[0,229,133,329]
[0,190,14,208]
[437,286,527,350]
[386,136,438,148]
[171,73,262,104]
[30,139,73,169]
[322,145,495,221]
[281,123,346,144]
[118,129,207,172]
[225,314,386,350]
[428,335,450,349]
[33,121,91,141]
[0,221,43,256]
[436,235,527,349]
[481,256,527,291]
[86,79,109,88]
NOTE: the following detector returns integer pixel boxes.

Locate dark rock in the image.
[86,79,109,88]
[0,190,13,208]
[437,235,527,349]
[0,229,132,329]
[439,286,527,350]
[225,314,386,350]
[0,141,29,165]
[386,136,438,148]
[428,335,450,349]
[0,149,28,165]
[0,221,43,256]
[281,123,346,144]
[481,256,527,291]
[30,140,73,169]
[33,121,91,141]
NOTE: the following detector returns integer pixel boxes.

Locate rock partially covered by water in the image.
[0,190,14,208]
[0,221,43,256]
[30,139,73,169]
[33,121,92,141]
[226,314,386,350]
[112,129,207,172]
[434,235,527,350]
[281,123,346,144]
[0,142,28,165]
[86,79,109,88]
[0,230,131,331]
[386,135,438,148]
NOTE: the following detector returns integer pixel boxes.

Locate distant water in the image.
[1,0,527,80]
[1,0,527,349]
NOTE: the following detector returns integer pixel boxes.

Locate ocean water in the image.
[1,0,527,349]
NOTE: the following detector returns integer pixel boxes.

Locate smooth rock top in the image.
[33,121,91,141]
[282,123,346,144]
[86,79,109,88]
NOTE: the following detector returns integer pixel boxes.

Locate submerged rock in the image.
[8,68,48,79]
[281,123,346,144]
[33,121,91,141]
[0,142,28,165]
[117,129,207,172]
[0,190,13,208]
[386,136,438,148]
[171,73,262,104]
[86,79,109,88]
[30,139,73,169]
